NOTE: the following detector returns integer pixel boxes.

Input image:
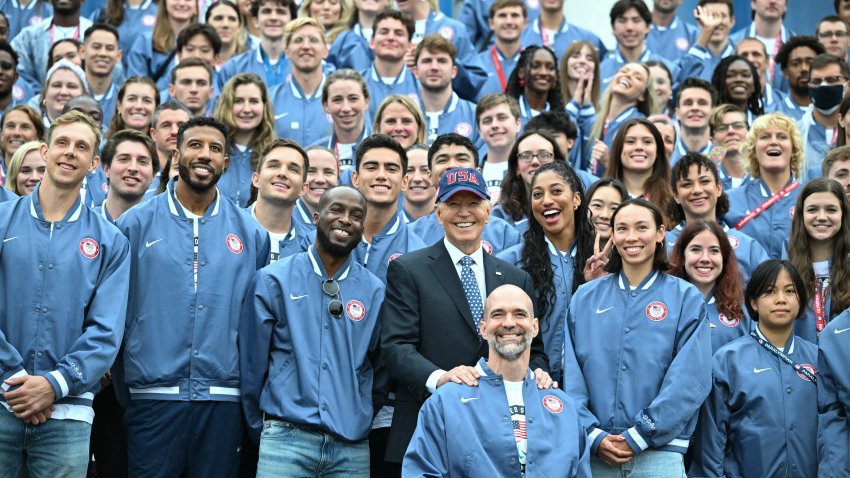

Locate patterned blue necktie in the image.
[460,256,483,337]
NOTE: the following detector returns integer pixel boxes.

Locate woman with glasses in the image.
[708,104,751,190]
[492,130,564,233]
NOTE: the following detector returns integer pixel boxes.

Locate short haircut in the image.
[525,110,578,140]
[373,10,414,41]
[47,110,101,152]
[258,138,310,181]
[823,145,850,176]
[427,133,479,169]
[322,68,369,103]
[0,40,17,66]
[1,105,45,141]
[744,260,808,321]
[810,53,850,79]
[742,113,804,179]
[84,23,120,44]
[152,101,193,129]
[176,116,228,151]
[817,15,850,35]
[736,36,767,56]
[414,34,456,65]
[285,17,327,46]
[475,94,520,126]
[709,104,747,136]
[100,129,160,171]
[176,23,222,56]
[250,0,297,19]
[609,0,651,26]
[489,0,527,19]
[697,0,734,16]
[668,151,729,223]
[775,35,826,70]
[354,133,408,172]
[677,77,717,108]
[171,57,213,85]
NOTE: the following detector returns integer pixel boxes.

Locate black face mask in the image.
[809,84,845,115]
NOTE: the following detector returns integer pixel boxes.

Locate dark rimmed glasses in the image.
[323,279,343,319]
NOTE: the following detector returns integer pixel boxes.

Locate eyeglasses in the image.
[517,151,554,163]
[322,279,343,319]
[809,75,848,87]
[818,31,849,39]
[714,121,747,133]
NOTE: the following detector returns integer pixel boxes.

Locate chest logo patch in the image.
[454,122,472,137]
[142,15,156,27]
[346,299,366,322]
[481,240,493,255]
[646,301,668,322]
[387,253,402,264]
[718,313,739,327]
[542,395,563,414]
[226,234,243,254]
[726,235,740,249]
[796,363,816,382]
[439,26,455,41]
[80,238,99,259]
[676,37,689,51]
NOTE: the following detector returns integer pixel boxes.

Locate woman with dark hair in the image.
[563,198,711,475]
[785,178,850,343]
[711,55,764,123]
[105,77,160,139]
[690,259,817,478]
[646,60,674,117]
[205,0,248,65]
[46,39,82,71]
[504,45,565,130]
[586,177,626,251]
[667,151,768,284]
[836,94,850,147]
[493,130,564,232]
[670,220,748,352]
[497,161,594,384]
[604,118,674,227]
[560,40,600,111]
[93,0,159,56]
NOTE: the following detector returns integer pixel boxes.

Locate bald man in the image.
[403,285,591,477]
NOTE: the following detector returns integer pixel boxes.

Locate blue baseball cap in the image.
[437,168,490,202]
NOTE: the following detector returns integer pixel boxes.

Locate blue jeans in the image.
[257,419,369,478]
[590,450,686,478]
[0,409,91,478]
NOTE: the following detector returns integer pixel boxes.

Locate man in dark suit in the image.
[379,161,552,468]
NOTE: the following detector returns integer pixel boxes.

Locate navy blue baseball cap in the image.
[437,168,490,202]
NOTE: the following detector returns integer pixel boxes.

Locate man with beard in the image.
[240,185,385,477]
[403,285,590,477]
[116,116,269,478]
[775,36,825,120]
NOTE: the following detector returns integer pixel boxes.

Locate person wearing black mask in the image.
[799,54,850,181]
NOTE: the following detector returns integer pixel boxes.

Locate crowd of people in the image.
[1,0,850,476]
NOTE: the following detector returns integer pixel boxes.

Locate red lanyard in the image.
[814,277,831,333]
[490,46,507,91]
[49,23,80,45]
[540,25,550,48]
[767,35,782,83]
[734,180,799,230]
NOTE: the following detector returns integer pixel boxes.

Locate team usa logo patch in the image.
[30,16,43,26]
[102,183,109,194]
[481,240,493,255]
[346,300,366,322]
[12,85,23,100]
[796,363,817,382]
[727,235,740,249]
[439,26,455,40]
[646,301,668,321]
[79,238,100,259]
[718,313,739,327]
[225,234,243,254]
[542,395,563,414]
[142,15,156,27]
[387,253,402,264]
[676,37,689,51]
[455,122,472,137]
[789,206,795,218]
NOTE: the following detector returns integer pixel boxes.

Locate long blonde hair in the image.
[213,73,276,168]
[5,141,43,195]
[590,63,657,142]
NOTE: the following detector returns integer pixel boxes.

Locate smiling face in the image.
[81,30,121,78]
[620,123,657,175]
[566,44,595,80]
[286,24,328,73]
[1,111,39,160]
[120,83,157,130]
[429,143,477,184]
[309,0,342,30]
[612,7,649,50]
[481,285,538,362]
[751,268,799,329]
[353,147,407,207]
[521,49,557,95]
[827,158,850,201]
[531,169,579,239]
[436,189,491,253]
[253,146,306,206]
[254,0,291,41]
[166,0,197,22]
[653,121,675,159]
[516,133,555,187]
[355,0,389,15]
[231,83,264,136]
[649,65,672,106]
[415,49,456,94]
[611,63,648,102]
[314,186,366,257]
[674,163,722,222]
[754,125,792,175]
[404,148,434,207]
[683,229,723,291]
[105,139,155,202]
[676,86,713,130]
[175,125,228,192]
[478,103,520,150]
[588,185,622,243]
[42,122,100,190]
[0,51,16,98]
[802,191,842,243]
[488,5,526,43]
[370,17,410,62]
[323,79,368,136]
[612,203,665,269]
[44,69,84,120]
[378,102,419,149]
[303,148,339,209]
[725,59,755,104]
[15,150,46,195]
[712,110,748,152]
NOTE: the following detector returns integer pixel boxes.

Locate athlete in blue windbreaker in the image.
[240,186,385,476]
[690,260,818,478]
[326,0,389,71]
[673,2,735,86]
[459,0,539,52]
[0,111,129,477]
[90,0,157,63]
[817,307,850,477]
[518,0,605,63]
[707,104,752,191]
[295,146,338,232]
[116,117,270,478]
[410,133,521,253]
[563,198,711,475]
[95,129,159,224]
[363,11,420,120]
[646,4,698,64]
[473,0,524,102]
[403,285,591,478]
[725,113,803,259]
[1,0,52,41]
[246,139,313,263]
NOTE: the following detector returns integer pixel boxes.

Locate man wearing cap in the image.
[380,167,551,470]
[404,284,591,477]
[240,185,385,476]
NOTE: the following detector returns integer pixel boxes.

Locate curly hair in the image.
[504,45,565,112]
[741,112,804,179]
[668,151,730,224]
[711,55,764,118]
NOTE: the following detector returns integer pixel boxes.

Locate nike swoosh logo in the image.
[275,113,289,120]
[460,397,478,403]
[595,306,614,314]
[753,368,771,374]
[835,327,850,335]
[2,236,18,242]
[290,293,308,300]
[145,239,163,248]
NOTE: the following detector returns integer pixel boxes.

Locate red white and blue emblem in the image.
[79,238,99,259]
[676,37,689,51]
[718,313,739,327]
[727,235,740,249]
[226,234,243,254]
[481,240,493,255]
[789,206,795,218]
[142,15,156,27]
[439,26,455,40]
[542,395,563,414]
[346,300,366,322]
[796,363,816,382]
[387,253,402,264]
[646,301,668,321]
[12,85,23,100]
[455,123,472,137]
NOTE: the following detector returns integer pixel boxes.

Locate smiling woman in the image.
[711,55,765,121]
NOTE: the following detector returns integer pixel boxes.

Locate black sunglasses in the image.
[322,279,343,319]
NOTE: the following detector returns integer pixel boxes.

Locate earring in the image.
[518,78,525,88]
